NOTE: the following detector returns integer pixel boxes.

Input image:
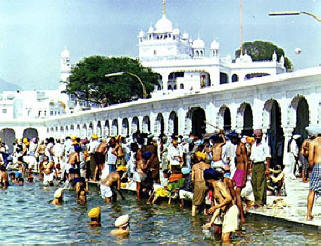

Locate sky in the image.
[0,0,320,90]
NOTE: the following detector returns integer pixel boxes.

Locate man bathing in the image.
[232,134,248,223]
[203,168,239,243]
[306,131,321,221]
[100,166,125,203]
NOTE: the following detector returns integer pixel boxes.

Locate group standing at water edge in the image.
[0,126,320,243]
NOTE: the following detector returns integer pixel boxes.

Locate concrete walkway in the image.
[248,178,321,230]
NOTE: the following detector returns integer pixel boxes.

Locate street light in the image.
[105,71,147,99]
[269,11,321,22]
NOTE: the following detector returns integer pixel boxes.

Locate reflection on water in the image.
[0,182,320,245]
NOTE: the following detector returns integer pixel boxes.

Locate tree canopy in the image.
[235,41,293,71]
[64,56,159,106]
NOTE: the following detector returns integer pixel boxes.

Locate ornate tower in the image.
[60,48,71,83]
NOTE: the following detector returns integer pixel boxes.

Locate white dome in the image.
[173,28,180,35]
[192,38,205,49]
[155,15,173,33]
[147,26,154,33]
[138,30,145,38]
[210,40,219,50]
[61,48,69,58]
[182,32,189,40]
[236,53,253,63]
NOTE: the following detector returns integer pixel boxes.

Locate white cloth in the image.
[241,176,254,201]
[88,140,100,154]
[132,171,146,183]
[45,143,54,160]
[100,184,112,198]
[222,205,240,233]
[167,145,183,166]
[53,143,64,158]
[43,172,54,185]
[28,142,38,154]
[64,139,73,158]
[101,165,109,180]
[250,141,271,163]
[179,190,193,200]
[107,147,117,165]
[211,160,224,169]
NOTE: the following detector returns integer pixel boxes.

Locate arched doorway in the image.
[264,99,284,167]
[292,96,309,141]
[60,126,64,139]
[122,118,129,136]
[88,122,93,137]
[97,121,102,137]
[104,120,110,137]
[131,117,139,134]
[70,125,75,136]
[111,119,118,136]
[23,128,38,140]
[155,113,165,136]
[191,107,206,137]
[76,125,81,138]
[142,116,150,133]
[0,128,16,153]
[237,103,253,136]
[218,105,231,131]
[82,124,87,138]
[169,111,178,136]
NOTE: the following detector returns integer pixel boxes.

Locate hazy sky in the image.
[0,0,320,90]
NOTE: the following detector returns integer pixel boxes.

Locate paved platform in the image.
[248,178,321,230]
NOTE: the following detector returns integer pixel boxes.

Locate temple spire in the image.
[162,0,166,15]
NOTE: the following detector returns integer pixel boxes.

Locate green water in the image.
[0,182,320,245]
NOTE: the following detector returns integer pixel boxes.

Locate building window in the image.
[220,73,228,84]
[2,108,7,113]
[154,50,157,55]
[232,74,239,82]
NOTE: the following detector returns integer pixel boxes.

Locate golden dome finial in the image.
[162,0,166,15]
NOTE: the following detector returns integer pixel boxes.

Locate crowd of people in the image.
[0,126,320,243]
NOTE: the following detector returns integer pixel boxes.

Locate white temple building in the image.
[138,6,285,97]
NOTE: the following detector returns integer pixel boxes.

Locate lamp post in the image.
[105,72,147,99]
[269,11,321,22]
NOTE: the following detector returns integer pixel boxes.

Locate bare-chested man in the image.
[203,168,239,243]
[133,144,148,200]
[100,168,125,203]
[232,136,248,223]
[0,165,9,188]
[37,141,46,178]
[211,132,226,169]
[191,151,210,216]
[145,137,160,183]
[42,155,57,186]
[94,140,108,181]
[306,132,321,221]
[300,137,312,182]
[67,147,80,179]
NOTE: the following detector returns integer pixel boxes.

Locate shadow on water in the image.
[0,182,321,244]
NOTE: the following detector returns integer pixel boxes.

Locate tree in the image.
[235,41,293,71]
[64,56,159,105]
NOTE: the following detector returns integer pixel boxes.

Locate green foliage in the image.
[64,56,159,105]
[235,41,293,71]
